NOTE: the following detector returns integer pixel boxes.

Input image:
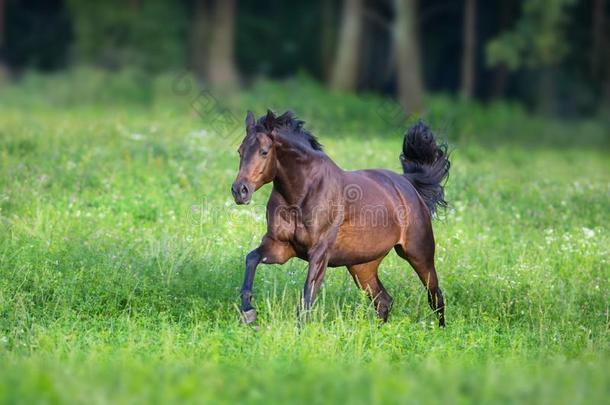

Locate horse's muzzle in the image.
[231,181,252,205]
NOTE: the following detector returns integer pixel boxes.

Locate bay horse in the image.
[231,110,450,326]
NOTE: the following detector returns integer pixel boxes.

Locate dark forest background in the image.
[0,0,609,118]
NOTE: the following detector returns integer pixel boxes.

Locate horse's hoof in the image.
[240,308,257,325]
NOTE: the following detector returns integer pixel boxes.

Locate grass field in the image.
[0,73,609,404]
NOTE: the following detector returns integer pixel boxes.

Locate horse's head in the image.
[231,110,278,205]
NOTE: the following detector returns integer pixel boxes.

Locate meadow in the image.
[0,71,608,404]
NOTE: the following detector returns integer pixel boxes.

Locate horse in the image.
[231,110,450,326]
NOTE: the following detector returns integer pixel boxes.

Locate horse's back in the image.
[345,169,428,214]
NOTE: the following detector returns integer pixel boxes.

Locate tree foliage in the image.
[486,0,577,70]
[65,0,185,72]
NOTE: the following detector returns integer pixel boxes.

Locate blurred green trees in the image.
[1,0,609,116]
[486,0,577,113]
[66,0,185,72]
[486,0,576,71]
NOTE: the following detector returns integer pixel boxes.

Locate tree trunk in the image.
[321,0,335,81]
[491,0,514,98]
[393,0,424,113]
[129,0,141,12]
[591,0,606,79]
[0,0,7,82]
[0,0,4,47]
[600,2,610,108]
[460,0,476,99]
[492,66,508,98]
[207,0,239,89]
[604,69,610,109]
[191,0,210,80]
[330,0,364,91]
[538,69,555,116]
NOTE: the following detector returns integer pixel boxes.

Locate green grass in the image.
[0,73,609,404]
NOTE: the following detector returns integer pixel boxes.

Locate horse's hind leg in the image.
[395,227,445,327]
[347,258,393,322]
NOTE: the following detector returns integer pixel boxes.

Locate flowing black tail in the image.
[400,121,450,216]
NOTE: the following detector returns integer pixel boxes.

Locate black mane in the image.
[256,110,323,151]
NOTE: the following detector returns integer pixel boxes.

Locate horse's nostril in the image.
[240,184,248,196]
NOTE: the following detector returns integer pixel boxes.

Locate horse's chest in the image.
[269,218,313,259]
[269,208,311,247]
[293,221,312,248]
[269,199,340,256]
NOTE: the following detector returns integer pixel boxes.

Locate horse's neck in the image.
[273,149,339,206]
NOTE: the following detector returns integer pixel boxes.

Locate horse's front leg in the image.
[239,249,261,324]
[302,243,330,313]
[240,236,295,324]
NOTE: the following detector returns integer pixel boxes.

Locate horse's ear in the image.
[265,109,276,129]
[245,111,255,129]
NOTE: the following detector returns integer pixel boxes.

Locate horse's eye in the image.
[260,149,269,157]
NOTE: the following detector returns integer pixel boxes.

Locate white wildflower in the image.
[582,227,595,239]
